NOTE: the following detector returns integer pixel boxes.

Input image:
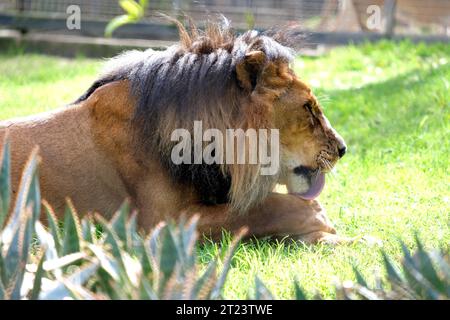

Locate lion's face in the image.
[274,75,347,199]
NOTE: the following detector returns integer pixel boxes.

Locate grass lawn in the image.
[0,41,449,299]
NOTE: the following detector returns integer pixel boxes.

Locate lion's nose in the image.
[338,146,347,158]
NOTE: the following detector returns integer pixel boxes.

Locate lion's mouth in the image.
[289,167,326,200]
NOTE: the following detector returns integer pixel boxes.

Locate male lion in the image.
[0,22,349,244]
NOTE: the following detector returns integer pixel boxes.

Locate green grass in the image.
[0,41,449,299]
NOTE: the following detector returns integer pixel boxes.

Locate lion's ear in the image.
[236,50,267,92]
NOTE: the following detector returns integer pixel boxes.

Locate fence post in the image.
[16,0,25,11]
[384,0,397,37]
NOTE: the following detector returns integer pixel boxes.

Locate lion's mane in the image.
[77,21,295,213]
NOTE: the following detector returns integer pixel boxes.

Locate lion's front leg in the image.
[230,193,349,244]
[187,193,351,244]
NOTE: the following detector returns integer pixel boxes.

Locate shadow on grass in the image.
[319,64,449,154]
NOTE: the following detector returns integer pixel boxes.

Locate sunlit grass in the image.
[0,41,449,299]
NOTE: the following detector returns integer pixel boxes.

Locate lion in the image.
[0,21,350,244]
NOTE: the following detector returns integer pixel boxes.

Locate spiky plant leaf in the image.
[157,225,178,293]
[352,265,368,287]
[126,211,140,251]
[88,244,120,281]
[39,262,98,300]
[294,281,308,300]
[0,136,11,229]
[95,214,125,266]
[96,268,121,300]
[42,252,86,272]
[62,200,82,256]
[188,259,217,300]
[139,239,152,276]
[81,215,95,243]
[35,221,59,263]
[43,202,62,254]
[179,215,199,269]
[413,236,446,294]
[110,201,129,249]
[2,148,39,246]
[0,273,4,299]
[382,251,403,284]
[30,251,46,300]
[63,280,99,300]
[253,276,274,300]
[5,208,33,299]
[26,164,40,224]
[139,276,158,300]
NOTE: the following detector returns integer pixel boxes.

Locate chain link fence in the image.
[0,0,449,40]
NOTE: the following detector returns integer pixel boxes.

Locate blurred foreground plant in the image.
[0,137,243,299]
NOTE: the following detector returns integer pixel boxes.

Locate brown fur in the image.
[0,22,351,244]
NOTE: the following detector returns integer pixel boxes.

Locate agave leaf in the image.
[2,148,39,246]
[140,276,158,300]
[181,215,199,268]
[400,246,441,299]
[253,276,274,300]
[30,251,46,300]
[43,252,86,272]
[35,221,59,264]
[0,273,5,299]
[88,244,120,281]
[4,208,33,298]
[157,225,178,291]
[353,284,381,300]
[126,211,138,250]
[96,268,121,300]
[95,214,125,264]
[0,136,11,229]
[63,280,99,300]
[148,222,165,265]
[62,200,82,256]
[210,228,247,300]
[168,224,188,272]
[352,265,368,287]
[294,280,308,300]
[430,251,450,294]
[10,209,34,299]
[413,236,446,294]
[26,163,40,224]
[122,251,142,287]
[382,251,403,283]
[81,215,95,244]
[0,241,5,287]
[402,263,440,299]
[43,202,62,254]
[188,259,217,300]
[139,238,153,276]
[39,262,98,300]
[110,201,129,249]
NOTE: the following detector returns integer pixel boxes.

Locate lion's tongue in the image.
[294,173,325,200]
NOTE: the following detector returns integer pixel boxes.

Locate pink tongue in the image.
[293,172,325,200]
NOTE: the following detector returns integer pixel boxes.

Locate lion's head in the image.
[272,69,347,200]
[77,19,346,214]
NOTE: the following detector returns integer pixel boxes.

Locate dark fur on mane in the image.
[77,20,295,211]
